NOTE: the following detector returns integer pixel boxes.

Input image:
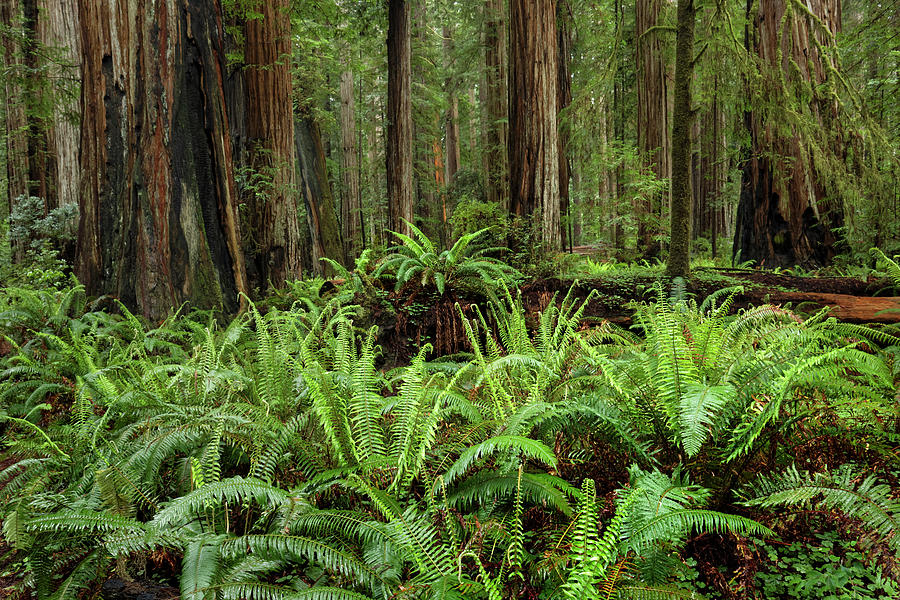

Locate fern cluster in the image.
[0,277,897,599]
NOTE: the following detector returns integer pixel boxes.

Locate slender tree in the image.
[666,0,695,278]
[339,66,361,259]
[509,0,561,251]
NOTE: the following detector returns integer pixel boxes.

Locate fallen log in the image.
[769,292,900,324]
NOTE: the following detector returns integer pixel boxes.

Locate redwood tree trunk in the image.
[244,0,302,288]
[733,0,843,268]
[509,0,561,251]
[557,1,572,250]
[339,67,361,259]
[295,117,345,274]
[636,0,672,257]
[76,0,247,319]
[386,0,414,236]
[484,0,508,210]
[36,0,81,211]
[443,26,461,188]
[1,1,30,208]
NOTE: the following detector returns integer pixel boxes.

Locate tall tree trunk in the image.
[386,0,413,236]
[509,0,561,251]
[36,0,81,211]
[443,26,461,187]
[339,67,361,259]
[1,1,29,208]
[411,1,441,241]
[733,0,844,268]
[441,26,459,245]
[695,77,726,257]
[636,0,672,257]
[557,0,572,250]
[76,0,247,319]
[295,117,345,274]
[244,0,302,289]
[484,0,509,210]
[666,0,695,278]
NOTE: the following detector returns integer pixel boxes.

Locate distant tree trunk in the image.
[76,0,247,319]
[666,0,695,278]
[443,27,461,186]
[557,0,572,250]
[509,0,561,251]
[1,1,29,207]
[636,0,672,257]
[339,67,361,259]
[484,0,508,210]
[733,0,843,268]
[695,77,726,258]
[411,1,442,241]
[386,0,413,236]
[36,0,81,211]
[244,0,302,289]
[295,117,345,274]
[443,25,460,236]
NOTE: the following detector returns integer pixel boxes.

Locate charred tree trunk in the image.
[76,0,247,319]
[339,67,361,259]
[666,0,695,278]
[734,0,843,268]
[636,0,672,257]
[295,117,345,274]
[243,0,302,289]
[509,0,561,251]
[386,0,414,236]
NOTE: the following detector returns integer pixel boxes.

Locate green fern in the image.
[742,464,900,551]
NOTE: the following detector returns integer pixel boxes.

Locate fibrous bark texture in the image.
[1,1,29,207]
[483,0,508,210]
[557,1,572,249]
[509,0,561,251]
[733,0,843,267]
[76,0,247,319]
[386,0,413,236]
[244,0,302,289]
[36,0,81,210]
[636,0,672,256]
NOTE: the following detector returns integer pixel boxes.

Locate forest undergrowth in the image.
[0,255,899,600]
